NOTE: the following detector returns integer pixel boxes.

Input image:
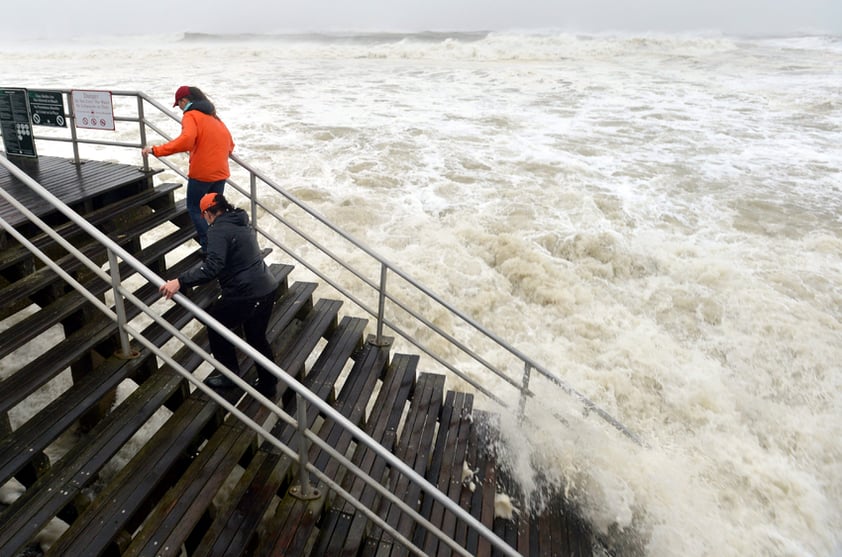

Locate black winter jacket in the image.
[178,208,277,300]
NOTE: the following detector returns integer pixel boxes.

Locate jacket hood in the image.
[185,99,216,116]
[214,207,249,227]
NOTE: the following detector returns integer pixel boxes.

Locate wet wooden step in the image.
[362,372,446,555]
[140,312,365,555]
[0,196,189,321]
[0,284,218,556]
[416,390,474,556]
[178,315,371,557]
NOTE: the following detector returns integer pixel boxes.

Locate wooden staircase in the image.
[0,162,594,556]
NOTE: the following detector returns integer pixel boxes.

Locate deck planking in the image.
[0,154,157,227]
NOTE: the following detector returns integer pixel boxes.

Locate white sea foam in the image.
[1,31,841,556]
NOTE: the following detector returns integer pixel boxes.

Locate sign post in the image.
[0,88,37,157]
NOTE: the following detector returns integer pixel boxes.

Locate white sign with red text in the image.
[71,89,115,130]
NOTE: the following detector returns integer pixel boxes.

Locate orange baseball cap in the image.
[199,193,218,213]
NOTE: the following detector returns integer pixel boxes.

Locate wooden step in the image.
[0,262,292,556]
[132,312,365,555]
[0,276,216,491]
[0,196,188,322]
[415,390,474,556]
[0,262,294,492]
[189,315,370,557]
[469,409,500,557]
[0,301,213,557]
[477,412,593,557]
[0,181,181,276]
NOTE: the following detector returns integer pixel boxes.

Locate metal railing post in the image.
[369,263,391,346]
[289,394,319,500]
[137,94,149,172]
[518,362,532,423]
[67,91,80,164]
[107,248,139,359]
[249,172,258,225]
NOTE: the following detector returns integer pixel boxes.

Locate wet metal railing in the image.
[28,89,642,446]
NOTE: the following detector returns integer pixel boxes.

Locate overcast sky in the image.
[2,0,840,40]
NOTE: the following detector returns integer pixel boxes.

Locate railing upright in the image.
[373,263,389,346]
[519,362,532,423]
[290,394,319,500]
[249,171,258,225]
[67,91,80,164]
[107,248,137,359]
[137,95,149,173]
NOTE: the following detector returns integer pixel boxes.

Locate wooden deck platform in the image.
[0,154,156,228]
[0,156,595,556]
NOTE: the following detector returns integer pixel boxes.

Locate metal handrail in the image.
[0,154,518,557]
[28,89,641,445]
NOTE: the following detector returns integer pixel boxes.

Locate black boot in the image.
[254,373,277,398]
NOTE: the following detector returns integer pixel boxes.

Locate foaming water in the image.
[1,32,841,556]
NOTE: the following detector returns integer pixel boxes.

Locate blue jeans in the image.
[186,178,226,252]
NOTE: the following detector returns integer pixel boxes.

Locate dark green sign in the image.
[28,90,66,127]
[0,88,37,157]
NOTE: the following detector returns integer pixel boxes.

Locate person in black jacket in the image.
[159,193,279,397]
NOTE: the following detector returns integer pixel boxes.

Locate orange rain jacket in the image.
[153,101,234,182]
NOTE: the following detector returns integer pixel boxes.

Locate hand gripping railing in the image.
[0,153,522,556]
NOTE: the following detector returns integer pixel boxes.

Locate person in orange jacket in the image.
[143,86,235,254]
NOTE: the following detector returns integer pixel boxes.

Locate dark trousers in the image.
[206,291,276,385]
